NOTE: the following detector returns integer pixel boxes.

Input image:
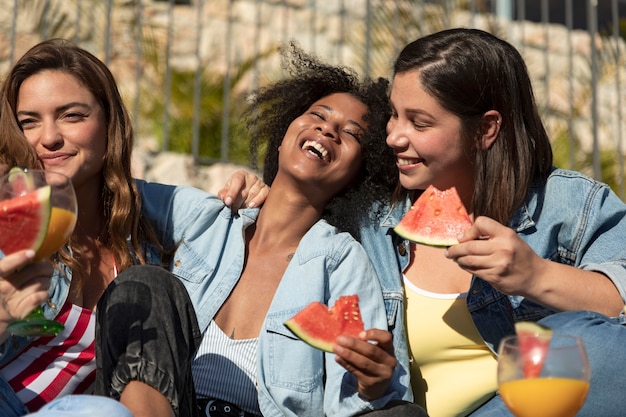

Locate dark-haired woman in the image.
[223,29,626,417]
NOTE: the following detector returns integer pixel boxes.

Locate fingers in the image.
[217,169,270,212]
[245,181,269,208]
[0,276,50,312]
[0,249,36,276]
[362,328,394,351]
[456,216,488,242]
[334,330,397,371]
[217,170,248,207]
[0,258,51,326]
[333,330,396,400]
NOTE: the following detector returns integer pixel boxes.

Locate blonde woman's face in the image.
[16,70,107,192]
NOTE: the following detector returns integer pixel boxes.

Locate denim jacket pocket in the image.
[262,311,324,393]
[169,242,215,286]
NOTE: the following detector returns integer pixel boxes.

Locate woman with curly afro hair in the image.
[83,42,427,417]
[247,41,398,241]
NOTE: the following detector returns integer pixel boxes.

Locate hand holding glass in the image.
[0,169,77,336]
[497,332,590,417]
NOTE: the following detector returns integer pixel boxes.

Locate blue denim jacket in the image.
[360,168,626,355]
[137,180,410,417]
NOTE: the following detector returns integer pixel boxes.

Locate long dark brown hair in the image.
[0,38,164,286]
[0,119,41,170]
[393,28,553,224]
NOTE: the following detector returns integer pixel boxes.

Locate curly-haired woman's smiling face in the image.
[278,92,368,198]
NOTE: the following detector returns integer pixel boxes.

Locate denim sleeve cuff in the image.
[582,262,626,304]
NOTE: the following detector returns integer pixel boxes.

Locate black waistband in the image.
[196,398,258,417]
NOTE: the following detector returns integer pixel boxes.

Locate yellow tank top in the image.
[404,276,497,417]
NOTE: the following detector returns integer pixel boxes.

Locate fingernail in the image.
[225,197,233,206]
[247,201,256,208]
[24,250,35,259]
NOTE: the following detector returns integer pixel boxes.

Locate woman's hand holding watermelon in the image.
[446,217,546,295]
[333,328,397,400]
[0,250,51,343]
[445,216,549,298]
[444,215,620,314]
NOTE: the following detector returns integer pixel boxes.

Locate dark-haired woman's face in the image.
[16,70,107,193]
[386,71,474,196]
[277,92,367,200]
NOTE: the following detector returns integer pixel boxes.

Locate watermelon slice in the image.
[394,184,472,246]
[285,295,364,352]
[8,167,36,194]
[514,321,553,378]
[0,186,52,256]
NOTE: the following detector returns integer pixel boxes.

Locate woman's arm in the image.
[449,215,624,316]
[448,176,626,317]
[324,238,407,414]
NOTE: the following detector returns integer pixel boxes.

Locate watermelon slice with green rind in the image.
[285,295,364,352]
[515,321,553,378]
[0,186,52,256]
[394,185,472,246]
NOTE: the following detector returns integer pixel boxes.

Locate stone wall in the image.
[1,0,625,189]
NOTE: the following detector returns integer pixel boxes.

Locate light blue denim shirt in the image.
[360,168,626,355]
[137,180,410,417]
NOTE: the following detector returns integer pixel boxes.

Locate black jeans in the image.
[94,265,201,417]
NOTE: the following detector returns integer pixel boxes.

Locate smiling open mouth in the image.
[397,157,423,166]
[302,140,329,162]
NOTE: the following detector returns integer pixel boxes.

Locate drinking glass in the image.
[497,332,590,417]
[0,169,77,336]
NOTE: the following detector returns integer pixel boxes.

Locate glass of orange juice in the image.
[0,168,77,336]
[497,332,590,417]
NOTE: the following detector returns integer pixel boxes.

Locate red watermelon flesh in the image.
[394,185,472,246]
[0,186,52,256]
[8,167,36,194]
[515,321,553,378]
[285,295,364,352]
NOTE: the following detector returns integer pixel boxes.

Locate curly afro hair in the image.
[243,41,397,240]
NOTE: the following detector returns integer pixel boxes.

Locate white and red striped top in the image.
[0,300,96,412]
